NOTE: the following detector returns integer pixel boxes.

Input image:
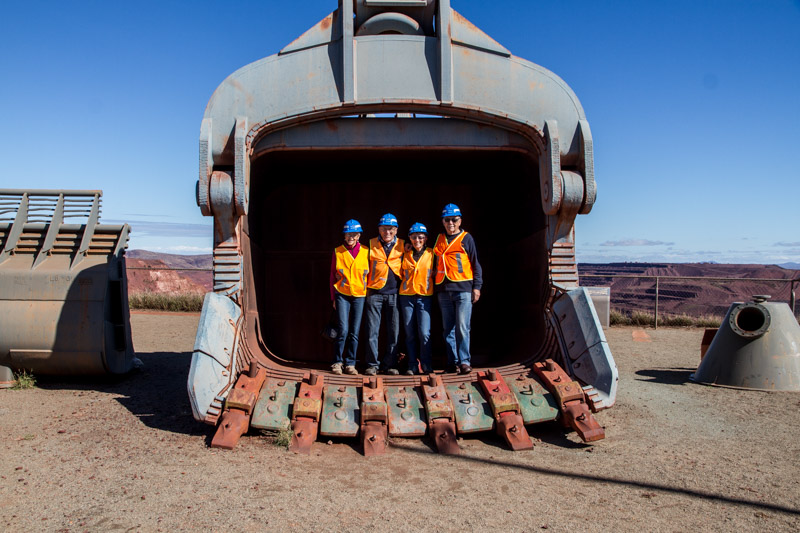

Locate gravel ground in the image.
[1,313,799,532]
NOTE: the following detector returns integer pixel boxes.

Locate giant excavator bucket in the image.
[0,189,134,377]
[188,0,618,452]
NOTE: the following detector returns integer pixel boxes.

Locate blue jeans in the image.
[437,291,472,367]
[399,295,433,373]
[364,293,399,370]
[333,293,365,367]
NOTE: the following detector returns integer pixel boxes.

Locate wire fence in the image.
[580,274,799,328]
[127,266,800,325]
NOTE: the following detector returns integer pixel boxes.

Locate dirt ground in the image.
[2,313,799,532]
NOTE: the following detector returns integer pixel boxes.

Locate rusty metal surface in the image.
[422,375,461,454]
[210,410,250,450]
[445,381,493,434]
[386,385,427,437]
[505,375,559,425]
[361,377,389,456]
[188,0,618,450]
[251,378,298,431]
[289,372,324,454]
[534,359,605,443]
[210,363,266,450]
[320,385,359,437]
[477,370,534,451]
[0,189,134,376]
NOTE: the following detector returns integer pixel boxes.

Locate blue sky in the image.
[1,1,798,263]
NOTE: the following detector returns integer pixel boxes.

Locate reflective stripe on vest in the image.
[366,237,405,290]
[433,231,474,284]
[334,245,369,297]
[399,248,434,296]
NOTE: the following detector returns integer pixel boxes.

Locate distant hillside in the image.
[126,250,212,293]
[579,262,799,317]
[123,252,799,318]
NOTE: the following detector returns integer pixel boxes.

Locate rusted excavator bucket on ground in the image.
[188,0,618,452]
[691,296,800,391]
[0,189,134,378]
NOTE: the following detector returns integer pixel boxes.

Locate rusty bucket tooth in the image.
[211,410,250,450]
[563,403,605,442]
[430,420,460,455]
[289,418,319,454]
[496,413,534,451]
[362,421,388,456]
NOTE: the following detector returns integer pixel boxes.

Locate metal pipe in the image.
[654,276,659,330]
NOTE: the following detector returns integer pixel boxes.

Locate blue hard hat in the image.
[408,222,428,235]
[378,213,398,227]
[441,203,462,218]
[342,219,363,233]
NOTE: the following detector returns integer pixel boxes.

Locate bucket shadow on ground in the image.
[35,351,208,437]
[635,367,695,385]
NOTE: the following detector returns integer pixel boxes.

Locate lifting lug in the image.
[477,369,533,451]
[211,361,267,449]
[360,376,389,456]
[289,371,325,454]
[533,359,605,443]
[422,375,460,455]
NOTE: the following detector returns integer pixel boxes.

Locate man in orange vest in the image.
[364,213,405,376]
[399,222,435,375]
[434,204,483,374]
[329,219,369,375]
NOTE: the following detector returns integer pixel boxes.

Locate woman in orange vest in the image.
[434,204,483,374]
[398,222,435,375]
[329,219,369,375]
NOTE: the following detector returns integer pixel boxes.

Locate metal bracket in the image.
[211,362,267,450]
[533,359,605,442]
[386,385,427,437]
[289,372,325,454]
[321,384,360,437]
[477,369,533,451]
[422,374,460,454]
[251,378,299,431]
[361,376,389,456]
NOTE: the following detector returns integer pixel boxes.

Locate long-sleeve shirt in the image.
[330,242,362,301]
[433,230,483,293]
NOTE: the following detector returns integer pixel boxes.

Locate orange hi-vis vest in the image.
[399,248,434,296]
[334,245,369,297]
[367,237,405,290]
[434,231,474,285]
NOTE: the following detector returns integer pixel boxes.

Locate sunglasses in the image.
[443,217,461,223]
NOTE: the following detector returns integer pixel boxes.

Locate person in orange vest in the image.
[398,222,435,375]
[434,204,483,374]
[364,213,405,376]
[329,219,369,375]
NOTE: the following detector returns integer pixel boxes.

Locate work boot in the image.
[384,368,400,375]
[344,365,358,375]
[331,362,343,375]
[445,365,458,374]
[365,367,378,376]
[404,369,415,376]
[459,364,472,375]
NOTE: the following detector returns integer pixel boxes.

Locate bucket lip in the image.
[729,302,771,338]
[689,373,798,392]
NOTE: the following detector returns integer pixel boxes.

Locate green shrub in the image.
[11,369,35,390]
[661,314,695,327]
[261,426,293,449]
[694,315,723,328]
[129,291,204,312]
[630,310,655,327]
[609,309,630,325]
